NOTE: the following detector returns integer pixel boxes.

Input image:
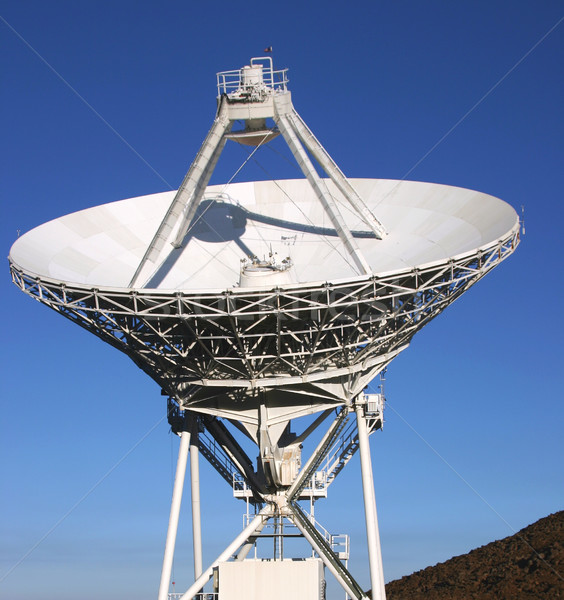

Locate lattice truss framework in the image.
[10,228,518,398]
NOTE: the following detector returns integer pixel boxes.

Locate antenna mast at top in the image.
[129,57,386,288]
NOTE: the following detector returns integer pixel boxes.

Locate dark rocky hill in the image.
[384,511,564,599]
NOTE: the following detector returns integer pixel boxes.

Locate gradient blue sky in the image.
[1,2,563,599]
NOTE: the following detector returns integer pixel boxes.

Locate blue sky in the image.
[1,2,563,599]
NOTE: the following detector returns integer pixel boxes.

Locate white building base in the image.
[217,558,325,600]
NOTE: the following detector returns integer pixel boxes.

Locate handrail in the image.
[216,64,289,97]
[250,56,273,83]
[288,502,366,600]
[287,408,350,501]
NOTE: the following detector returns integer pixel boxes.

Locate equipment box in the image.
[217,558,325,600]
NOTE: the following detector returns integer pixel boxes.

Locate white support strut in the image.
[190,417,203,580]
[129,97,232,288]
[170,103,232,248]
[157,424,191,600]
[235,518,267,561]
[274,104,371,275]
[356,403,386,600]
[287,109,387,239]
[179,506,273,600]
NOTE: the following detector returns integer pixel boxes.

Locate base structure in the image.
[159,392,387,600]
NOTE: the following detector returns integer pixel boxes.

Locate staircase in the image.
[198,429,241,488]
[289,408,350,500]
[289,501,368,600]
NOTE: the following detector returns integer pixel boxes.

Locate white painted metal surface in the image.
[158,427,191,600]
[356,403,385,600]
[190,420,203,580]
[217,559,325,600]
[8,178,519,292]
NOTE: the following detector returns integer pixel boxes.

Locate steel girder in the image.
[9,227,519,405]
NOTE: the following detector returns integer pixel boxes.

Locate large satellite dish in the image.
[9,57,519,600]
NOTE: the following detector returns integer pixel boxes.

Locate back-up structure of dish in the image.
[9,57,520,600]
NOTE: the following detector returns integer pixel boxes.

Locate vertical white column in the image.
[158,422,191,600]
[355,403,386,600]
[190,417,203,579]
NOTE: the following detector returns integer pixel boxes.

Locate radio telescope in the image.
[9,57,520,600]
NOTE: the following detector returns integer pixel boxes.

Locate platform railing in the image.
[217,65,289,97]
[233,472,254,498]
[306,513,350,561]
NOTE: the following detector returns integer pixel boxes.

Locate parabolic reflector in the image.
[9,177,519,419]
[9,178,518,292]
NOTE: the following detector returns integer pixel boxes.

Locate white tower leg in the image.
[158,423,192,600]
[355,403,386,600]
[190,417,203,579]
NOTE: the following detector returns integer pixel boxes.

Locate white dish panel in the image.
[9,179,519,291]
